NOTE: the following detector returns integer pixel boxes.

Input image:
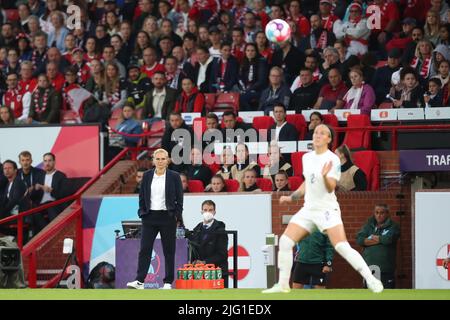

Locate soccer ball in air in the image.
[265,19,291,44]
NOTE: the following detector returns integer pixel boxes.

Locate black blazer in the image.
[194,58,217,93]
[138,169,184,222]
[0,176,28,219]
[187,219,228,272]
[17,167,46,204]
[267,122,299,142]
[34,170,69,203]
[209,56,239,92]
[142,86,178,120]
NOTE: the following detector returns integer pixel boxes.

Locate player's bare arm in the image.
[280,182,305,204]
[321,161,336,193]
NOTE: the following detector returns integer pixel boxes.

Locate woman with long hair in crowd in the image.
[104,62,127,111]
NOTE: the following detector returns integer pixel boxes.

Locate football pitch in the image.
[0,289,449,300]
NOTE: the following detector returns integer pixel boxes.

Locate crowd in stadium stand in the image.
[0,0,449,191]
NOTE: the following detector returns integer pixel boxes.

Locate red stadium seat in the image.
[342,114,371,150]
[352,151,380,191]
[253,116,275,141]
[188,180,205,192]
[252,116,275,130]
[322,114,339,128]
[224,179,240,192]
[291,151,307,177]
[378,102,393,109]
[256,178,273,191]
[288,176,303,191]
[204,93,217,112]
[204,153,220,174]
[286,114,307,140]
[214,93,240,113]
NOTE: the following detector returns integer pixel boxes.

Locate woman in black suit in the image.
[127,148,184,290]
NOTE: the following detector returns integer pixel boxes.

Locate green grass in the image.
[0,289,449,300]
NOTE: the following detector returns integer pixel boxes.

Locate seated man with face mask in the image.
[186,200,229,288]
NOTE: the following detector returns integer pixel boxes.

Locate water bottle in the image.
[176,226,186,239]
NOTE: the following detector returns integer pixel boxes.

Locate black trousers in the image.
[136,210,177,284]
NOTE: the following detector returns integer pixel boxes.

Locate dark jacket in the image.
[138,169,184,222]
[267,121,299,142]
[356,216,400,274]
[28,87,61,123]
[289,82,321,112]
[271,46,305,85]
[34,170,69,203]
[17,167,46,205]
[238,57,269,92]
[185,165,212,187]
[187,219,228,280]
[0,176,28,219]
[294,231,334,265]
[371,65,401,105]
[209,56,239,93]
[142,87,177,120]
[258,85,292,114]
[194,58,217,93]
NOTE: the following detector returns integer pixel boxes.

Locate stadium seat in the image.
[322,114,339,128]
[214,93,240,113]
[204,153,220,174]
[286,114,307,140]
[322,114,339,150]
[188,180,205,192]
[60,110,80,124]
[204,93,216,112]
[108,108,123,129]
[352,151,380,191]
[256,178,273,191]
[341,114,371,150]
[252,116,275,141]
[288,176,303,191]
[378,102,393,109]
[224,179,240,192]
[291,151,307,177]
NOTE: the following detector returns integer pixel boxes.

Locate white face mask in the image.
[202,211,214,222]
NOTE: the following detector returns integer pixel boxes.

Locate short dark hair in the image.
[183,32,197,42]
[137,167,147,173]
[196,45,209,54]
[273,103,286,111]
[169,111,182,118]
[201,199,216,210]
[428,78,442,87]
[18,151,32,159]
[375,203,389,212]
[3,160,18,170]
[309,111,324,122]
[43,152,56,161]
[206,112,219,122]
[275,170,289,179]
[223,110,236,118]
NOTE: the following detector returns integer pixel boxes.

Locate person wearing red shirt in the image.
[46,62,65,92]
[3,73,23,119]
[287,0,311,39]
[175,77,205,114]
[140,47,165,79]
[367,0,400,55]
[319,0,339,32]
[231,27,246,64]
[253,0,270,30]
[72,47,91,85]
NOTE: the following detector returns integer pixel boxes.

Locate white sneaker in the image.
[367,276,384,293]
[262,283,291,294]
[127,280,144,289]
[160,283,172,290]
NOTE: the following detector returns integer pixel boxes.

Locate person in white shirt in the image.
[263,124,384,294]
[127,149,184,290]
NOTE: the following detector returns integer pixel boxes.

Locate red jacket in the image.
[3,87,23,118]
[175,86,205,114]
[49,73,65,92]
[19,78,37,93]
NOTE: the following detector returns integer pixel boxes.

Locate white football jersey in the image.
[302,149,341,210]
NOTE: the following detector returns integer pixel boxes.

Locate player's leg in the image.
[262,222,310,293]
[326,224,383,293]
